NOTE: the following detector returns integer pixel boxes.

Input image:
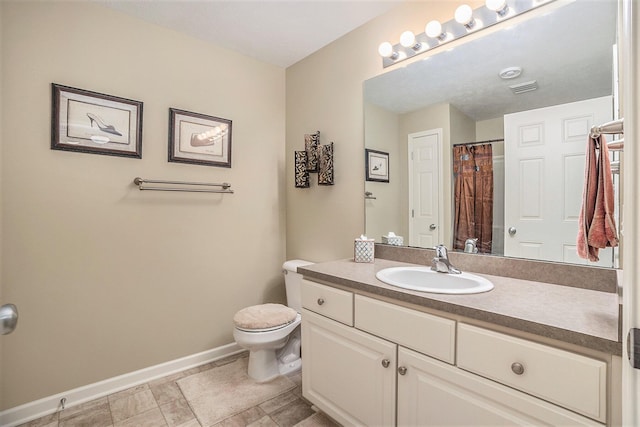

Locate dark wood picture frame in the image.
[51,83,143,158]
[365,148,389,182]
[168,108,232,168]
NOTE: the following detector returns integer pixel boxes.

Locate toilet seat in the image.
[233,303,298,332]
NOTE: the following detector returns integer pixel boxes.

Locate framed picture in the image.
[365,149,389,182]
[51,83,143,158]
[169,108,232,168]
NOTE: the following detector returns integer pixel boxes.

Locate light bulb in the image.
[425,20,444,39]
[400,31,416,48]
[486,0,508,16]
[455,4,475,28]
[378,42,394,58]
[378,42,399,60]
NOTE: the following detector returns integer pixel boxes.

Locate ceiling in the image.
[96,0,618,120]
[97,0,401,68]
[364,0,618,121]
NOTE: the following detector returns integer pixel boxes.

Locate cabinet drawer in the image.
[301,279,353,326]
[355,295,455,364]
[397,347,602,427]
[457,323,607,422]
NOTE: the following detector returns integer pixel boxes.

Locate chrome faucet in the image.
[432,245,461,274]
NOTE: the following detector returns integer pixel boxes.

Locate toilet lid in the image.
[233,303,298,330]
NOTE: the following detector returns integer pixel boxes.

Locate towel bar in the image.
[133,177,234,194]
[590,118,624,138]
[608,138,624,151]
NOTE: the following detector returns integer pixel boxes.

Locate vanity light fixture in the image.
[378,0,556,68]
[425,20,447,41]
[400,30,421,50]
[455,4,476,30]
[486,0,509,17]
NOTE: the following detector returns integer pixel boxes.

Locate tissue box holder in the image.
[382,236,404,246]
[354,239,375,263]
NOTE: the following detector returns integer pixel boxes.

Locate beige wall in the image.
[1,1,285,409]
[476,116,505,142]
[450,105,476,145]
[364,102,402,242]
[286,1,479,262]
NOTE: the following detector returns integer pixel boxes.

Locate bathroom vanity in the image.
[298,257,621,426]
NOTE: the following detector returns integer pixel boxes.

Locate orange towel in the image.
[577,134,619,262]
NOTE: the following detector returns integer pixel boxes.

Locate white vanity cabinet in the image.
[302,309,397,426]
[300,279,396,425]
[301,279,608,426]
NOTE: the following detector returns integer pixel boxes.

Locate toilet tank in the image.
[283,259,313,312]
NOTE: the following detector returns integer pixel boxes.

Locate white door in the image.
[301,309,396,427]
[408,129,443,248]
[504,96,614,266]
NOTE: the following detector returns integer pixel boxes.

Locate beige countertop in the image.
[299,258,622,355]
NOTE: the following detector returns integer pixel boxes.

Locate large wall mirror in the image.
[364,0,620,268]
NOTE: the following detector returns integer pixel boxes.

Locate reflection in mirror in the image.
[364,0,619,267]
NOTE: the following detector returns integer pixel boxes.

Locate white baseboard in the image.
[0,342,243,427]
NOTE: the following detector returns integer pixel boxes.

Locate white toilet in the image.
[233,259,313,382]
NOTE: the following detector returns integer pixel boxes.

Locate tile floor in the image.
[19,352,340,427]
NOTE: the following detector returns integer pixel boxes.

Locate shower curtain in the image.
[453,143,494,253]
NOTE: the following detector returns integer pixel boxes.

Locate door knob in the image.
[429,224,437,230]
[381,359,391,368]
[0,304,18,335]
[317,298,325,306]
[508,227,517,236]
[398,366,407,375]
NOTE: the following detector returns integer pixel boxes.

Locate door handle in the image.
[1,304,18,335]
[429,224,437,230]
[508,227,517,236]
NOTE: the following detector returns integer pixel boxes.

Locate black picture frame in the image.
[168,108,232,168]
[51,83,143,158]
[365,149,389,182]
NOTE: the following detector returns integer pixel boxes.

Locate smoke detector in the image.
[499,66,522,79]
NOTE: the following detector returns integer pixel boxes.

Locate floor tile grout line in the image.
[20,351,338,427]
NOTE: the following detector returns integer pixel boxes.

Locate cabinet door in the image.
[302,309,396,426]
[397,347,601,426]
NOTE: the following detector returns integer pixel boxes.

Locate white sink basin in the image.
[375,266,494,294]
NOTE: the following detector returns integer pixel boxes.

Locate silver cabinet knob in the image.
[429,224,437,230]
[317,298,325,306]
[511,362,525,375]
[398,366,407,375]
[508,227,517,236]
[381,359,391,368]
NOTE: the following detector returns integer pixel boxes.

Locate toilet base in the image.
[247,329,301,382]
[247,349,281,382]
[247,349,302,382]
[278,357,302,376]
